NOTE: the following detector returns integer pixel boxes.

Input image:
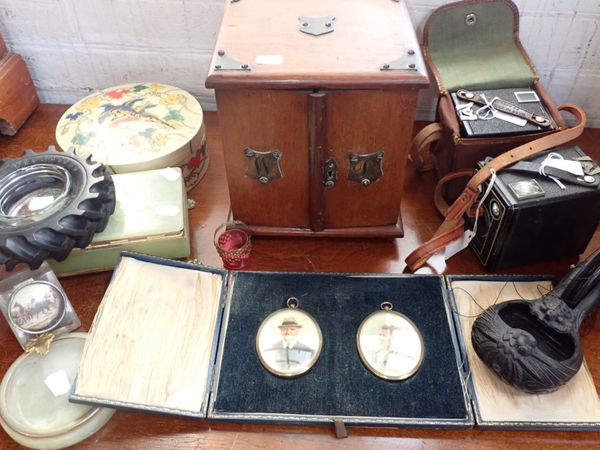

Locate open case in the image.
[70,253,472,428]
[69,253,600,431]
[417,0,569,193]
[447,275,600,430]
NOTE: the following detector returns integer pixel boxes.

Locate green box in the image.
[49,168,190,276]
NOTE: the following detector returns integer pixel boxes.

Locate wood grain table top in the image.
[0,104,598,449]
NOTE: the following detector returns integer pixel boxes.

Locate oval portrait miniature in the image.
[256,298,322,377]
[8,281,66,334]
[356,302,424,381]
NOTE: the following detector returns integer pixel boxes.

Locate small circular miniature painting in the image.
[9,281,66,334]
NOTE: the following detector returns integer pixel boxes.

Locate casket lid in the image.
[205,0,429,90]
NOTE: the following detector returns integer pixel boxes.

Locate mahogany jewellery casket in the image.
[205,0,429,238]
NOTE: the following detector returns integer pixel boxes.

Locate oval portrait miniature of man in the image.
[356,305,424,381]
[256,304,322,378]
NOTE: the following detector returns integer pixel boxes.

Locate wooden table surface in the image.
[0,105,599,449]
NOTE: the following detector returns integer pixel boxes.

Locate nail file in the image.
[457,89,552,127]
[493,110,527,126]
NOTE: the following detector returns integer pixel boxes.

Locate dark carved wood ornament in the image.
[472,250,600,394]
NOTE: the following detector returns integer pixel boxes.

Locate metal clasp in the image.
[214,50,251,71]
[244,148,282,184]
[380,49,418,72]
[348,150,384,186]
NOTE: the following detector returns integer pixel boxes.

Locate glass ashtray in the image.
[0,332,115,449]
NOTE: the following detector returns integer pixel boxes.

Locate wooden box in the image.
[0,34,39,136]
[48,168,191,276]
[205,0,429,237]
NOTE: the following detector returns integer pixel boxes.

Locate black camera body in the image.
[469,146,600,270]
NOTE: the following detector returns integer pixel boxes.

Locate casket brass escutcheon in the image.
[348,150,384,186]
[244,148,282,184]
[323,158,338,189]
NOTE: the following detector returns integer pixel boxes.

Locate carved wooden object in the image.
[0,34,39,136]
[472,250,600,394]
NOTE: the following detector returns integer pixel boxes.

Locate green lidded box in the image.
[49,168,190,276]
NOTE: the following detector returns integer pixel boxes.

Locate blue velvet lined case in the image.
[71,253,600,430]
[72,253,475,427]
[209,271,473,427]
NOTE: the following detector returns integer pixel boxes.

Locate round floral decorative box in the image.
[56,83,208,191]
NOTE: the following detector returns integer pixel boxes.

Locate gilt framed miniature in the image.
[356,302,424,381]
[256,297,322,378]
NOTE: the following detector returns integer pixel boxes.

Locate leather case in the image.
[415,0,568,198]
[209,270,471,428]
[71,253,473,429]
[70,253,600,431]
[447,275,600,430]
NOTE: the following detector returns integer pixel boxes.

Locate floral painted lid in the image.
[56,83,203,170]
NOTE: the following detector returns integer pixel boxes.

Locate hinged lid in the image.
[447,276,600,430]
[70,254,227,418]
[205,0,429,90]
[79,168,186,248]
[423,0,537,92]
[56,83,204,173]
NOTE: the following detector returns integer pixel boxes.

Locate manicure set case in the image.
[414,0,568,198]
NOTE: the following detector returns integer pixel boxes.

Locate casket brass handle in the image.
[348,151,384,186]
[244,148,282,184]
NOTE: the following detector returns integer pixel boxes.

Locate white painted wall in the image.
[0,0,598,126]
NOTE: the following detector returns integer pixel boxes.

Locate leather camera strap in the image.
[405,104,587,272]
[408,122,442,172]
[433,170,474,216]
